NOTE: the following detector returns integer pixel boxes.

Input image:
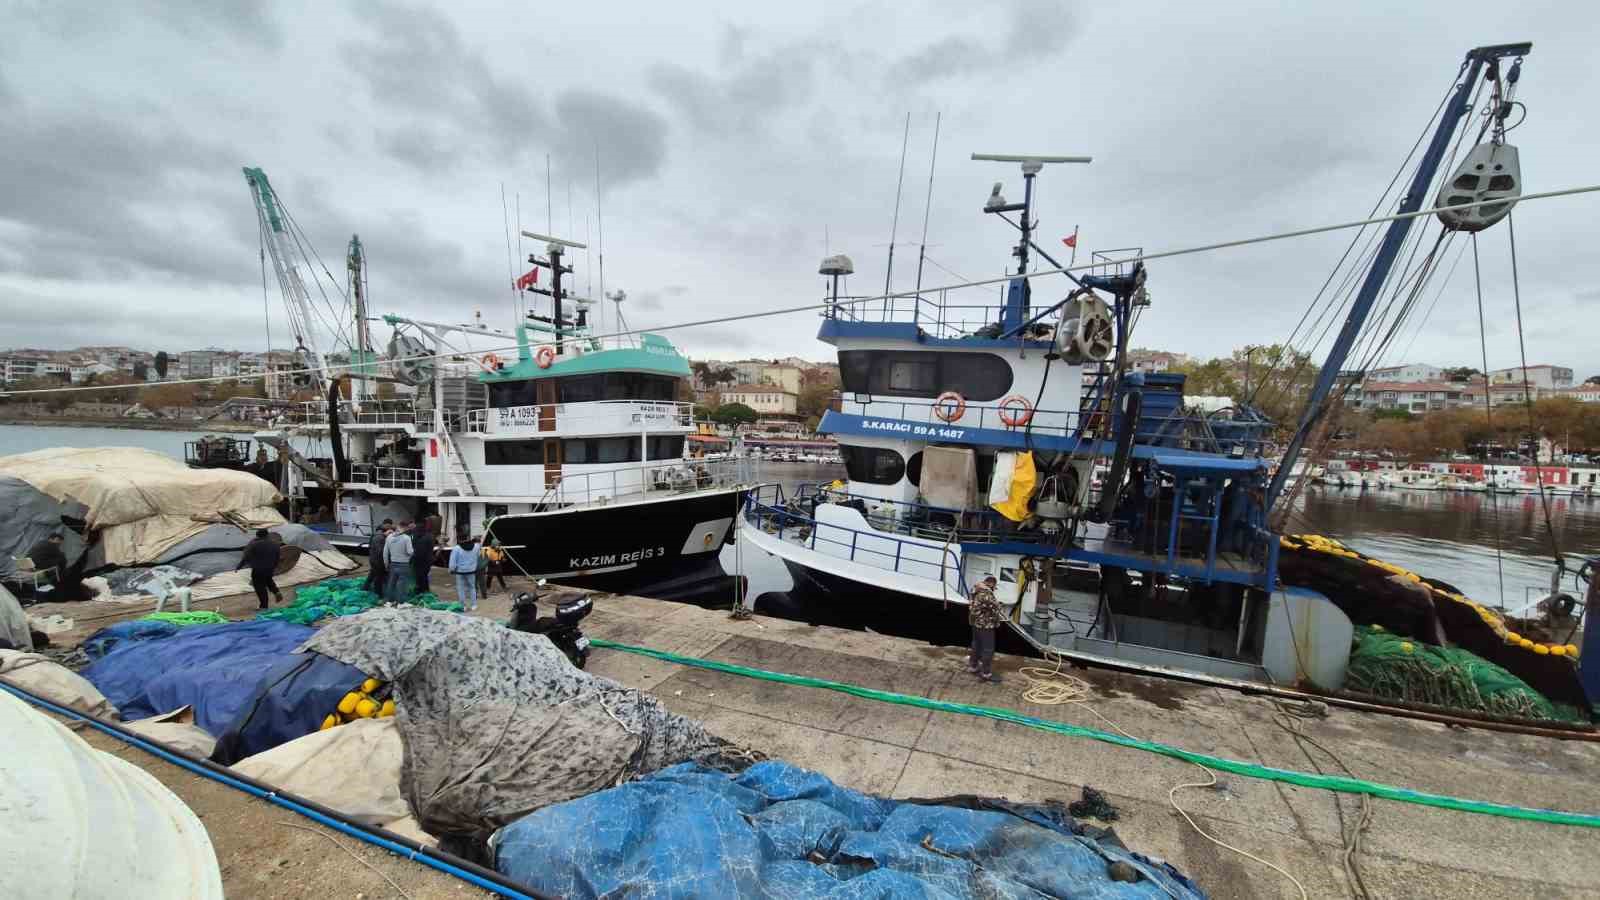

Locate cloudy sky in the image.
[3,1,1597,373]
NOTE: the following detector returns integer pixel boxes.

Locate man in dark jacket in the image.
[26,533,67,587]
[363,519,393,594]
[411,518,437,596]
[964,575,1002,684]
[236,528,283,610]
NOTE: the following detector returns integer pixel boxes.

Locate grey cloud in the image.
[548,91,669,186]
[0,105,242,284]
[347,4,660,182]
[21,0,283,51]
[887,0,1076,83]
[649,39,825,137]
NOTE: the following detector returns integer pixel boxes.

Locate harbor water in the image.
[4,424,1596,608]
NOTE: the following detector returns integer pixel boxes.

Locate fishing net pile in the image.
[256,578,461,626]
[1345,626,1587,723]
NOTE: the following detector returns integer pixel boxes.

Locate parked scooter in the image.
[508,579,593,668]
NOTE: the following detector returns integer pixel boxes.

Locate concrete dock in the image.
[27,566,1600,899]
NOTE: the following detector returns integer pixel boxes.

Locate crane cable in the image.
[1471,233,1508,607]
[1507,213,1564,568]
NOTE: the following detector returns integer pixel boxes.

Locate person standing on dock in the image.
[363,519,393,595]
[449,529,481,612]
[411,517,437,597]
[384,520,414,602]
[481,539,509,596]
[965,575,1001,684]
[236,529,283,610]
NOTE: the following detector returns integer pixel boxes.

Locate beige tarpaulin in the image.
[233,717,409,826]
[0,447,284,565]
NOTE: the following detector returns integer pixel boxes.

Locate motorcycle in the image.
[508,580,594,669]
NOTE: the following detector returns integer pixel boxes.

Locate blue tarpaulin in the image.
[82,619,181,661]
[210,651,370,765]
[493,761,1205,899]
[81,620,315,735]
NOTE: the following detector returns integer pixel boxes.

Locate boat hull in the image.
[490,487,746,594]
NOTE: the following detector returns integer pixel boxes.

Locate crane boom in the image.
[244,167,328,393]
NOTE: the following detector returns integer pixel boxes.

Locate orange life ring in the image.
[998,394,1034,427]
[535,346,555,369]
[481,353,503,370]
[933,391,966,423]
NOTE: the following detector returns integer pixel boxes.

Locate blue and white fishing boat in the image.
[739,42,1599,700]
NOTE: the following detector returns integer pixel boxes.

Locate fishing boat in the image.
[242,170,755,596]
[738,43,1597,717]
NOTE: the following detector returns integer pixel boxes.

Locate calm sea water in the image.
[5,425,1594,607]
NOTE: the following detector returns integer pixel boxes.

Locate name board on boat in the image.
[496,405,543,429]
[860,418,967,440]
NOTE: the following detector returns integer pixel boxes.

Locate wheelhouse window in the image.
[838,350,1013,401]
[484,439,545,466]
[558,372,679,403]
[562,437,641,464]
[488,380,538,409]
[842,446,905,485]
[648,435,685,460]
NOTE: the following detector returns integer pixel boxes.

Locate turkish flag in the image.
[515,268,538,290]
[1061,234,1077,248]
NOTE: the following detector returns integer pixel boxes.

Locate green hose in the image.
[591,638,1600,829]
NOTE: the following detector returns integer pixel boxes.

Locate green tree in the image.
[1442,366,1481,382]
[711,402,757,426]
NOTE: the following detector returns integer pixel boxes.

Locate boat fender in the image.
[933,391,966,423]
[535,346,555,369]
[481,352,503,370]
[998,395,1034,427]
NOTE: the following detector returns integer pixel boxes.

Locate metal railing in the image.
[289,398,423,428]
[824,286,1028,341]
[472,455,755,506]
[841,395,1087,439]
[783,482,1059,546]
[346,465,426,490]
[465,400,694,435]
[743,484,968,594]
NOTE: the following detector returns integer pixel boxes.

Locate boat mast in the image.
[1266,42,1532,510]
[244,167,328,394]
[347,234,372,403]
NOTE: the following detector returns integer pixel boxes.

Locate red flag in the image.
[515,268,538,290]
[1061,233,1077,248]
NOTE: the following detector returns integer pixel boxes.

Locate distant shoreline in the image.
[0,415,255,434]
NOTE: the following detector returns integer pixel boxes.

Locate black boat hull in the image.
[489,487,746,596]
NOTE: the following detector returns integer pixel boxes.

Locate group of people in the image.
[364,517,507,611]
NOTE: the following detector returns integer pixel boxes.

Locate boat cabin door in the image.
[543,438,562,489]
[536,380,557,431]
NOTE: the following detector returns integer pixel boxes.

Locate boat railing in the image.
[744,484,969,594]
[346,465,426,491]
[824,286,1019,342]
[464,400,695,435]
[471,455,755,506]
[784,482,1058,546]
[288,398,422,428]
[842,395,1087,437]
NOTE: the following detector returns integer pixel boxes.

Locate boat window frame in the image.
[838,349,1013,401]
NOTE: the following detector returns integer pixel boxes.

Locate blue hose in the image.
[0,680,538,900]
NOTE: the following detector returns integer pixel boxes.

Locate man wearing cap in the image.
[965,574,1002,683]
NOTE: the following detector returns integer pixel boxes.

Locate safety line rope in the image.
[588,637,1600,829]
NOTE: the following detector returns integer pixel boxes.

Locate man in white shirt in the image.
[383,520,415,602]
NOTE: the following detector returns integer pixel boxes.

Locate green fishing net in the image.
[255,577,462,626]
[141,611,231,627]
[1345,626,1586,723]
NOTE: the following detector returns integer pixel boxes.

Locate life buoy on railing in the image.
[535,346,555,369]
[998,394,1034,427]
[481,353,503,370]
[933,391,966,423]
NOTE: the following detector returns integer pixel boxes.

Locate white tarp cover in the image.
[122,706,218,758]
[233,717,409,826]
[0,689,223,899]
[0,649,118,718]
[0,447,285,565]
[0,584,30,650]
